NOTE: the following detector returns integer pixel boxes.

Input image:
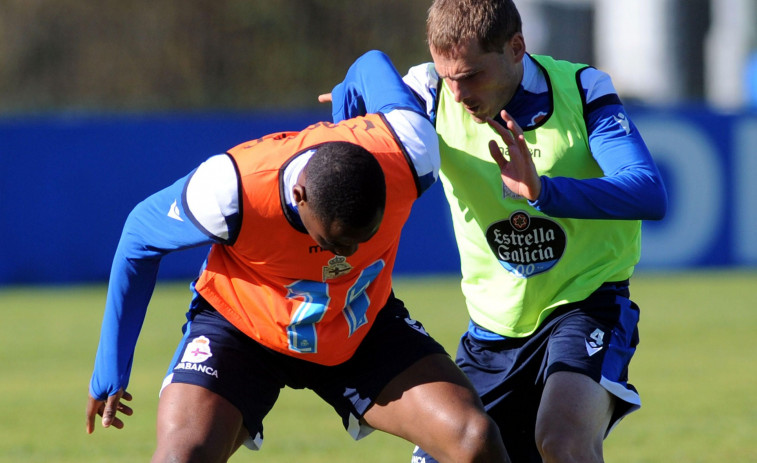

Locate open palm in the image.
[486,110,541,201]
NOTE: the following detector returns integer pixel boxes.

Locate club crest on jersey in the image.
[181,335,213,363]
[322,255,353,281]
[486,211,566,279]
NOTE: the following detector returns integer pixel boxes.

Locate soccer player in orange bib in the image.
[85,50,509,463]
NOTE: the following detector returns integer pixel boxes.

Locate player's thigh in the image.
[537,282,640,444]
[166,303,286,450]
[154,383,248,462]
[536,371,613,448]
[363,353,488,445]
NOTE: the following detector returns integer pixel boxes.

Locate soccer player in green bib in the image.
[396,1,668,462]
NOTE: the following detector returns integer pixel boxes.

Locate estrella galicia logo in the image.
[485,211,566,278]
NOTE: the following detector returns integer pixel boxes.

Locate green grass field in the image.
[2,270,756,462]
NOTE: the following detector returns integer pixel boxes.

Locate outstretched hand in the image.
[85,388,133,434]
[486,110,541,201]
[318,93,332,103]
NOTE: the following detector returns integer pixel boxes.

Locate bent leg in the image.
[535,371,614,463]
[152,383,248,463]
[363,353,510,463]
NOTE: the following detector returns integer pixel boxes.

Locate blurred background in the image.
[2,0,757,285]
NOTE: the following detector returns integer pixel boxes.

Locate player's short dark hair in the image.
[304,141,386,231]
[427,0,522,56]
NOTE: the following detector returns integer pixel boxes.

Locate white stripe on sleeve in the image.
[581,67,617,104]
[383,109,440,190]
[184,154,239,241]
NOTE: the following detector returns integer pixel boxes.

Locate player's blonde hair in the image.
[427,0,522,56]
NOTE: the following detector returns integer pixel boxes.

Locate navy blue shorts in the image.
[412,280,641,463]
[161,294,447,450]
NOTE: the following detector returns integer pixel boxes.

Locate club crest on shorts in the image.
[585,328,605,357]
[181,335,213,363]
[404,317,428,336]
[322,255,353,281]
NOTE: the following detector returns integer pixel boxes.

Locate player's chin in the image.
[465,106,489,124]
[471,114,488,124]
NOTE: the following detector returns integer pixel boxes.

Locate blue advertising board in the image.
[0,105,755,285]
[629,106,757,268]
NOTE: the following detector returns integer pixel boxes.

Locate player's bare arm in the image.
[487,109,541,201]
[85,389,133,434]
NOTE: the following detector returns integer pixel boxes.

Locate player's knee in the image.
[152,441,230,463]
[413,413,507,463]
[455,413,507,462]
[536,431,603,463]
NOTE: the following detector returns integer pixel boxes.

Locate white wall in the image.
[523,0,757,108]
[704,0,757,109]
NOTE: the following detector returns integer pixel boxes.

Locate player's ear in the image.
[293,183,307,205]
[510,32,526,62]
